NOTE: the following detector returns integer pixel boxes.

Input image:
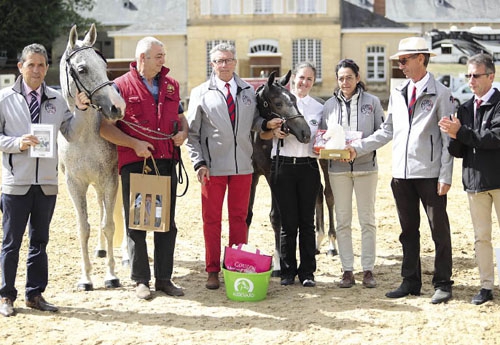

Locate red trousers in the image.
[201,174,252,272]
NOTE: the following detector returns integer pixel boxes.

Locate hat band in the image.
[399,49,429,53]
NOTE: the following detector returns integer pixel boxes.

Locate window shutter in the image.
[200,0,210,15]
[273,0,283,13]
[316,0,326,13]
[230,0,241,14]
[243,0,254,14]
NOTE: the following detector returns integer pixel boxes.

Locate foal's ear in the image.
[67,25,78,50]
[82,23,97,47]
[267,70,277,87]
[279,70,292,87]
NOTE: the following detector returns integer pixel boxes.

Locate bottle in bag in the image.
[155,195,162,227]
[144,194,152,225]
[133,193,141,225]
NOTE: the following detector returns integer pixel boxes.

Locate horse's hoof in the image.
[326,249,338,257]
[121,259,130,267]
[95,250,107,258]
[271,270,281,278]
[77,283,94,291]
[105,279,121,289]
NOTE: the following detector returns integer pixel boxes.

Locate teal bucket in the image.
[222,268,272,302]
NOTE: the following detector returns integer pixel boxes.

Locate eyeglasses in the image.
[398,54,419,65]
[213,58,235,66]
[338,75,355,83]
[465,73,490,79]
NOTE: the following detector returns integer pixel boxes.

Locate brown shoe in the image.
[0,297,15,317]
[362,270,377,288]
[155,279,185,296]
[25,295,58,312]
[206,272,220,290]
[339,271,355,288]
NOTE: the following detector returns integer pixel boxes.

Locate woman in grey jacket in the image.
[321,59,385,288]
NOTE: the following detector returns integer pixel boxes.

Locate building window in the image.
[298,0,316,13]
[201,0,240,15]
[211,0,230,15]
[254,0,272,13]
[206,40,236,78]
[287,0,326,14]
[366,45,385,81]
[292,39,322,81]
[250,41,278,54]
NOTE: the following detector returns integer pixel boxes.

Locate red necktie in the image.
[408,86,417,117]
[225,83,235,128]
[475,99,483,127]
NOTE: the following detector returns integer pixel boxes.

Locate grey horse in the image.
[59,24,126,291]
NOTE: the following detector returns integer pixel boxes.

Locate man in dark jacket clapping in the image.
[439,53,500,305]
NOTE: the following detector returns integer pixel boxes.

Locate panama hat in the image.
[390,37,436,59]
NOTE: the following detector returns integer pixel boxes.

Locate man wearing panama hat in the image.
[347,36,456,304]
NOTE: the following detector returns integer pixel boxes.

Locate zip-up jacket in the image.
[321,87,385,173]
[448,88,500,193]
[115,62,181,172]
[0,76,85,195]
[351,73,454,184]
[186,73,262,176]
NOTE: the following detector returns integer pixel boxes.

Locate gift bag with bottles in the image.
[129,157,170,232]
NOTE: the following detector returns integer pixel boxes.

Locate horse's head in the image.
[60,24,125,121]
[256,70,311,143]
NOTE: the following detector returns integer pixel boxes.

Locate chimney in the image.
[373,0,386,16]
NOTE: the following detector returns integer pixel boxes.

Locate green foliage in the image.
[0,0,96,62]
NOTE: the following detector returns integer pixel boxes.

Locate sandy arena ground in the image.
[1,143,500,345]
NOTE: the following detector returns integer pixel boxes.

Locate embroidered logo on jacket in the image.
[166,84,175,94]
[44,102,56,114]
[242,94,252,106]
[361,104,373,115]
[421,99,433,112]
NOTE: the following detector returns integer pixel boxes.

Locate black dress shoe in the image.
[431,288,452,304]
[385,283,421,298]
[26,295,58,312]
[280,277,295,286]
[155,279,185,296]
[471,288,493,305]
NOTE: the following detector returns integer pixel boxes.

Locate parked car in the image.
[451,81,500,111]
[436,74,466,92]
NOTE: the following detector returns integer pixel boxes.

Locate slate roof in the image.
[79,0,186,35]
[345,0,500,24]
[342,0,407,28]
[386,0,500,23]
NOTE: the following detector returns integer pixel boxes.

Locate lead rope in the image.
[272,122,285,184]
[120,119,189,197]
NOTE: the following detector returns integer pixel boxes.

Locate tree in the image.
[0,0,96,63]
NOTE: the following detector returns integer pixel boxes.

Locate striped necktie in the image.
[408,85,417,117]
[225,83,235,128]
[29,90,40,123]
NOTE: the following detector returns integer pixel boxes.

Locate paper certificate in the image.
[30,123,55,158]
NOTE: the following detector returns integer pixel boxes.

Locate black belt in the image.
[272,156,316,165]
